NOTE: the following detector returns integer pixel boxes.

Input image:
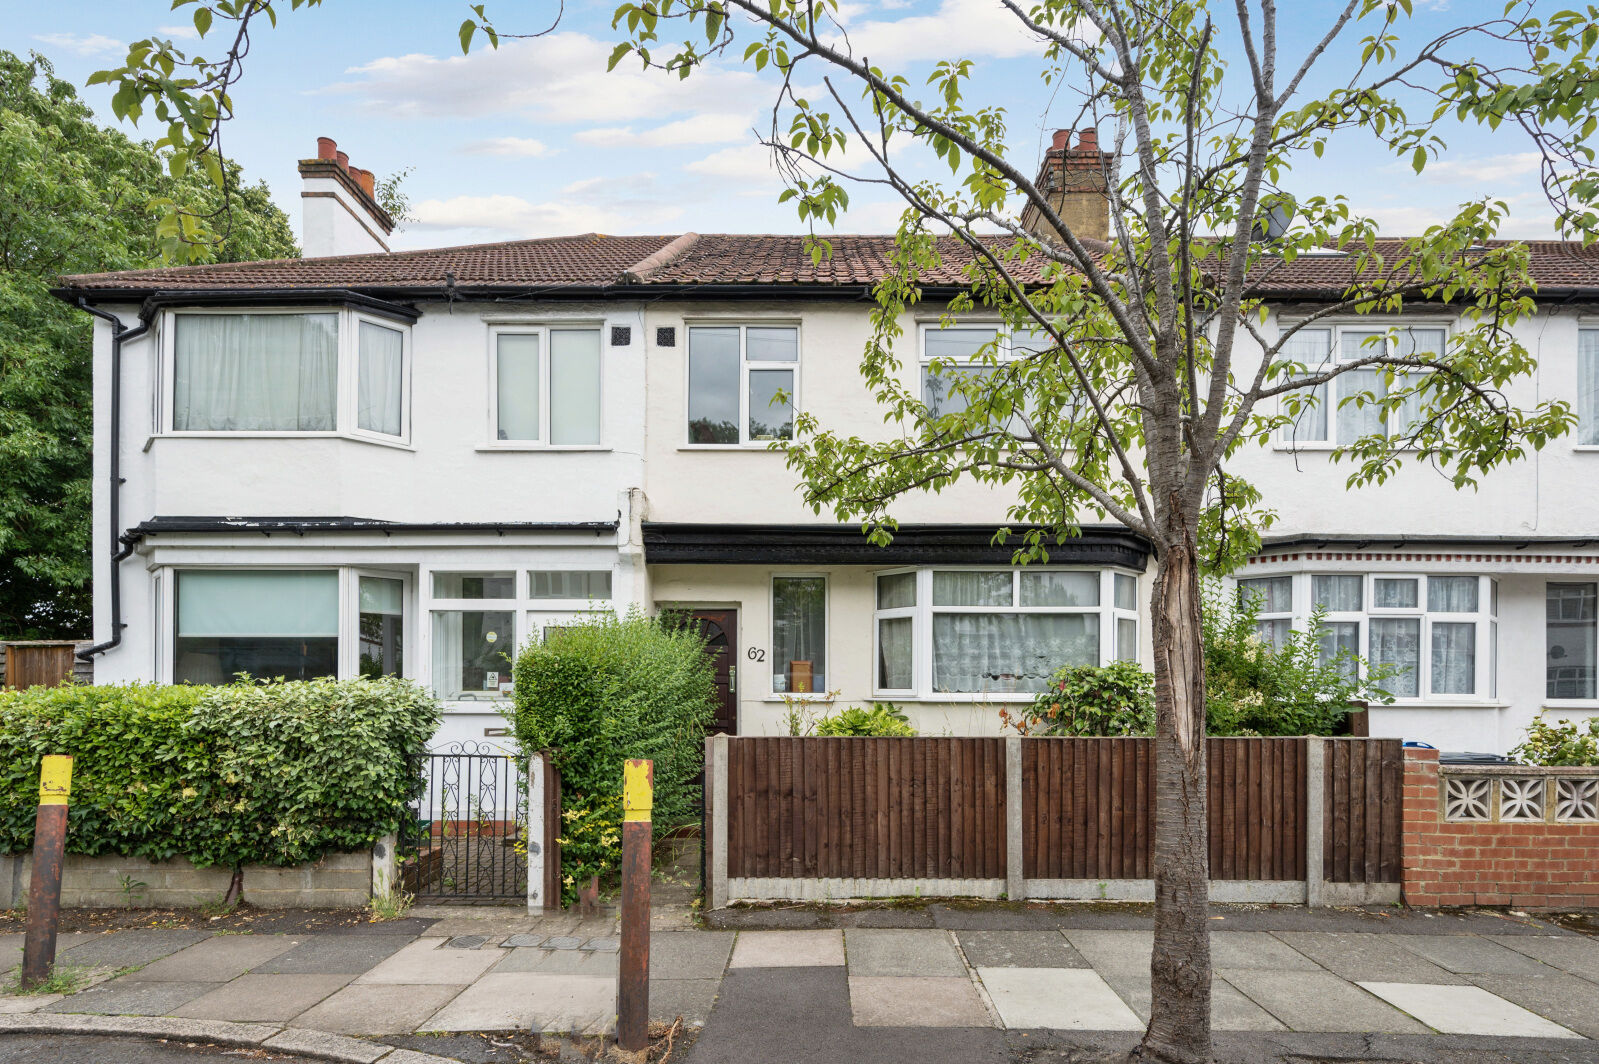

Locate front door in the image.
[687,609,738,735]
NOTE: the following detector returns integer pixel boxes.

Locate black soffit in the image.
[641,523,1152,570]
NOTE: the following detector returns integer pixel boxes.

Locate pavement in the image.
[2,904,1598,1063]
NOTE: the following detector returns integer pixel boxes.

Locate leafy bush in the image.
[0,678,439,867]
[556,793,623,903]
[1513,716,1599,766]
[510,610,714,903]
[1002,661,1155,736]
[815,703,917,736]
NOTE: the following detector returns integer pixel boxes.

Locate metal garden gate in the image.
[400,742,528,902]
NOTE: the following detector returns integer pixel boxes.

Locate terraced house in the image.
[54,133,1599,754]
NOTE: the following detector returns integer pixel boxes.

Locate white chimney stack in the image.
[298,136,396,257]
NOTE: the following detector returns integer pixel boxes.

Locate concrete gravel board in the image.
[955,931,1087,969]
[1218,969,1430,1033]
[1357,981,1582,1039]
[845,930,966,978]
[848,976,994,1028]
[977,967,1143,1030]
[287,983,466,1036]
[728,930,844,968]
[122,935,300,983]
[351,938,502,985]
[170,973,353,1022]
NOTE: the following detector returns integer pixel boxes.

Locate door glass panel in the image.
[359,576,404,678]
[431,610,514,699]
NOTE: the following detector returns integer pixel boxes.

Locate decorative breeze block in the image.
[1443,777,1491,821]
[1555,778,1599,822]
[1498,777,1545,821]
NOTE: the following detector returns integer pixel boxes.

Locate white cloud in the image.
[1350,199,1559,240]
[683,145,788,191]
[462,136,553,157]
[328,33,764,127]
[1414,152,1543,185]
[32,32,122,56]
[156,24,199,40]
[573,113,753,148]
[826,0,1045,64]
[409,171,683,239]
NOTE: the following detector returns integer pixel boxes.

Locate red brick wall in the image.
[1402,748,1599,910]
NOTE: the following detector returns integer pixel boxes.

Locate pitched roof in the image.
[56,232,1599,298]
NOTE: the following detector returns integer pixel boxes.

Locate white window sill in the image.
[1573,446,1599,453]
[761,694,837,703]
[1373,700,1508,711]
[150,431,414,452]
[1541,700,1599,711]
[442,697,512,711]
[678,444,787,451]
[475,445,612,453]
[870,693,1038,703]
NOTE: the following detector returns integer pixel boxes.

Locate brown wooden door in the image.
[687,610,738,735]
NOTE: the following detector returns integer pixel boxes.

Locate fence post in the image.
[21,755,72,989]
[1005,737,1024,901]
[708,734,729,910]
[1305,737,1326,909]
[371,834,397,901]
[527,753,547,915]
[617,759,653,1053]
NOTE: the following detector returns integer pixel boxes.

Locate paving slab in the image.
[0,994,61,1014]
[252,934,411,975]
[1395,934,1555,976]
[650,931,735,979]
[1085,964,1284,1031]
[1273,931,1468,984]
[1219,969,1429,1033]
[288,983,465,1036]
[1211,931,1320,970]
[1358,981,1582,1038]
[1468,971,1599,1039]
[582,937,619,952]
[1,934,92,974]
[977,966,1142,1030]
[650,977,720,1026]
[728,930,844,968]
[490,947,618,975]
[955,931,1086,969]
[41,980,214,1016]
[123,934,300,982]
[55,930,209,971]
[426,972,615,1034]
[542,936,584,951]
[848,976,993,1027]
[352,938,502,985]
[1062,929,1152,971]
[171,973,352,1022]
[845,930,965,978]
[1492,935,1599,983]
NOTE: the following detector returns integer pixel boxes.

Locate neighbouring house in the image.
[52,132,1599,753]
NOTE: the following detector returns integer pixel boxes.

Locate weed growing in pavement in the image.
[367,888,414,922]
[3,964,92,996]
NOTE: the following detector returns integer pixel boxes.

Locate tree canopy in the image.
[0,51,296,637]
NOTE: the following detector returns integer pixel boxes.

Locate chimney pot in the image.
[317,136,337,160]
[357,168,376,198]
[1076,128,1099,152]
[335,150,350,170]
[1051,129,1072,151]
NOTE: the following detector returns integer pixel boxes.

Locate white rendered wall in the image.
[300,176,388,257]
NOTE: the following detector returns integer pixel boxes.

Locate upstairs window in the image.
[1580,328,1599,446]
[1278,325,1443,446]
[920,324,1053,422]
[492,327,603,446]
[687,325,798,445]
[170,309,408,440]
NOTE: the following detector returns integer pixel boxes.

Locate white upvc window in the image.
[488,324,604,447]
[1579,328,1599,447]
[772,574,827,694]
[163,307,411,443]
[685,324,799,445]
[1547,581,1597,701]
[1277,323,1445,447]
[918,322,1053,418]
[871,567,1138,699]
[1237,575,1294,649]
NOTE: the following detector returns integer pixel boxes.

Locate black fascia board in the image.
[54,281,953,307]
[133,516,617,536]
[50,287,422,322]
[1259,532,1597,552]
[642,522,1152,569]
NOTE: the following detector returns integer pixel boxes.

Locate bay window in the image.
[491,326,603,446]
[1277,324,1445,447]
[772,575,826,693]
[1547,582,1597,700]
[169,309,409,440]
[687,325,798,445]
[872,567,1137,697]
[1237,576,1293,648]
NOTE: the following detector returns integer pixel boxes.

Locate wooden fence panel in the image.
[1,643,79,690]
[1323,737,1404,883]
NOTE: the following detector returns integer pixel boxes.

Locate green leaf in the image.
[458,19,476,54]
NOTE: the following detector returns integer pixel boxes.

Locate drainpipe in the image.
[74,300,153,661]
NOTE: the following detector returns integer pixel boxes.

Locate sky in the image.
[2,0,1565,251]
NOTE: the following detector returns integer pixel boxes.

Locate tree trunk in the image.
[1139,535,1212,1064]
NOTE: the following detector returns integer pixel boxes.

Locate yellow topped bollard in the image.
[22,755,73,988]
[617,759,653,1053]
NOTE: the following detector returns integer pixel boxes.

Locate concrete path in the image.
[4,905,1598,1060]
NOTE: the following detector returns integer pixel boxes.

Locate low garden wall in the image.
[1402,748,1599,910]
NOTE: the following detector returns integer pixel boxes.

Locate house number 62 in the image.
[746,647,766,662]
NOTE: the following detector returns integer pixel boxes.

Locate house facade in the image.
[54,134,1599,754]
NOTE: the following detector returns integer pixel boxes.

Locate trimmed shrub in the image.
[510,610,714,903]
[1514,716,1599,766]
[0,677,439,867]
[815,703,917,736]
[1001,660,1155,736]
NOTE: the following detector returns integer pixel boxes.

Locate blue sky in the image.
[4,0,1561,251]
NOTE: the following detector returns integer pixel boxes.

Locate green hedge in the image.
[0,677,439,867]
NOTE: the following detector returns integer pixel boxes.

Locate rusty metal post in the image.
[21,755,72,989]
[617,758,653,1052]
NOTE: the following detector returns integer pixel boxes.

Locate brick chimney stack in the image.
[297,137,396,258]
[1021,127,1113,244]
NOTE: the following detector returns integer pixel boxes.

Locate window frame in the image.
[916,322,1053,422]
[870,566,1139,700]
[485,322,607,450]
[1546,579,1599,704]
[1274,320,1450,450]
[159,306,413,447]
[1578,325,1599,450]
[167,565,352,685]
[682,321,802,448]
[770,572,829,696]
[347,568,412,680]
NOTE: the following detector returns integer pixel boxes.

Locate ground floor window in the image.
[175,570,340,683]
[873,567,1139,697]
[772,575,826,693]
[1548,581,1597,700]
